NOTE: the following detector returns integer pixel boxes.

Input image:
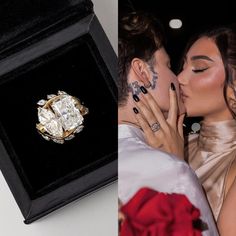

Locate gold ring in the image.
[36,90,88,144]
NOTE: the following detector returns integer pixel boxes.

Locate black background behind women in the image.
[119,0,236,134]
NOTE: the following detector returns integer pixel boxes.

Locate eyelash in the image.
[192,68,209,73]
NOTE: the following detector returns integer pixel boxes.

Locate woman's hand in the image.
[132,84,185,159]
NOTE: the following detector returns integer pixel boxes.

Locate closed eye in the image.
[192,67,209,73]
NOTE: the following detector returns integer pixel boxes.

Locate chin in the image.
[179,105,186,115]
[186,109,203,118]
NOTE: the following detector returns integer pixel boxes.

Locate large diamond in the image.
[45,119,63,138]
[38,108,55,125]
[51,95,84,131]
[38,107,63,137]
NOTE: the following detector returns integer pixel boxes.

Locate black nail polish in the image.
[133,94,140,102]
[133,107,139,114]
[171,83,176,91]
[140,86,148,94]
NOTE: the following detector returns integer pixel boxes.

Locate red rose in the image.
[120,187,202,236]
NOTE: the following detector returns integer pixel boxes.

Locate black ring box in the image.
[0,0,117,224]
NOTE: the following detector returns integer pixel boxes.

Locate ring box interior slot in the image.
[0,0,117,224]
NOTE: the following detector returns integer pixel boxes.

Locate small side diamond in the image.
[37,99,47,106]
[52,139,64,144]
[47,94,57,99]
[42,135,50,141]
[65,135,75,141]
[58,90,67,95]
[81,106,89,115]
[74,125,84,134]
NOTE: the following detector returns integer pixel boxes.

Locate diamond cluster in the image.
[37,91,85,143]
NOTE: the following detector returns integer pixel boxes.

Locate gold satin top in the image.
[186,119,236,220]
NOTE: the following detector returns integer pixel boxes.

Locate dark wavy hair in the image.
[118,12,165,106]
[180,25,236,118]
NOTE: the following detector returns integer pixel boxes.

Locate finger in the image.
[139,86,168,130]
[133,107,161,146]
[133,95,158,128]
[178,113,186,139]
[167,83,178,129]
[119,211,125,222]
[133,107,155,136]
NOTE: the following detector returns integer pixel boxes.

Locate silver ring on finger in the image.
[150,122,161,132]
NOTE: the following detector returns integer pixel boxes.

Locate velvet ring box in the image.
[0,0,117,224]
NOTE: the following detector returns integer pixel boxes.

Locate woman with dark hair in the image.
[178,27,236,234]
[135,26,236,234]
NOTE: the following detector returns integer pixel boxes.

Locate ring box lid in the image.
[0,0,93,59]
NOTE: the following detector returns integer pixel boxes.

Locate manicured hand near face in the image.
[132,84,185,160]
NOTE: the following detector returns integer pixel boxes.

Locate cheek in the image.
[187,69,226,115]
[155,84,169,110]
[190,70,224,97]
[154,70,176,110]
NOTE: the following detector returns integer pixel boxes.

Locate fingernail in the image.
[133,94,140,102]
[140,86,148,94]
[133,107,139,114]
[171,83,176,91]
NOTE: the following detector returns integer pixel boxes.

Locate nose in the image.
[177,70,188,85]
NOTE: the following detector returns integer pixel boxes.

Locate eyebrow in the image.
[190,55,214,62]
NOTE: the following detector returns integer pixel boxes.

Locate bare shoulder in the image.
[218,178,236,235]
[225,158,236,197]
[220,177,236,215]
[226,177,236,198]
[207,154,236,235]
[222,177,236,210]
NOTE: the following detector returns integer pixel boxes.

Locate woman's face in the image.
[178,37,232,121]
[148,48,185,115]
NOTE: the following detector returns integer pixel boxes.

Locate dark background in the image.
[119,0,236,72]
[119,0,236,133]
